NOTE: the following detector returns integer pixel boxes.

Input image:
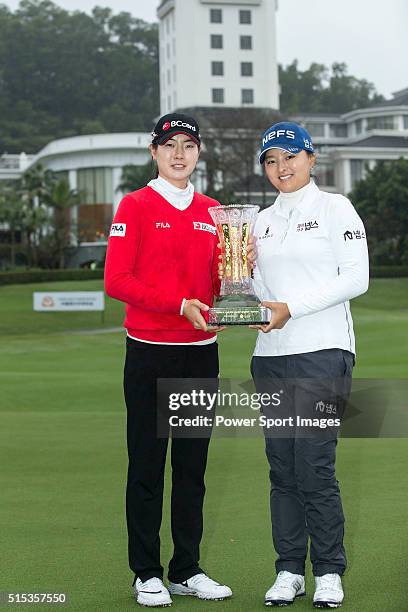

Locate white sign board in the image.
[33,292,105,312]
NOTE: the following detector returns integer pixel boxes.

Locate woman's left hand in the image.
[249,301,291,333]
[247,234,257,269]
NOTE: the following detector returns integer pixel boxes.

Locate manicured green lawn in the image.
[0,279,407,610]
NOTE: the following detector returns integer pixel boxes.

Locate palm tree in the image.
[44,177,80,268]
[17,164,50,267]
[0,185,25,268]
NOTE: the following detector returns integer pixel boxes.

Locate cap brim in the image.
[259,145,302,164]
[155,130,201,145]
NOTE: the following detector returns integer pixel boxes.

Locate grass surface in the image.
[1,279,407,610]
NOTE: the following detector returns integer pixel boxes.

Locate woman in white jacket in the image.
[251,122,369,608]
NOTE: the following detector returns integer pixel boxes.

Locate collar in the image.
[272,180,319,219]
[148,176,195,210]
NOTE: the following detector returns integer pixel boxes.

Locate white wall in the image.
[159,0,279,113]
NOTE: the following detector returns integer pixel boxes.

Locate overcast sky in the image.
[3,0,407,98]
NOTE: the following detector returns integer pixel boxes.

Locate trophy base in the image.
[208,303,270,326]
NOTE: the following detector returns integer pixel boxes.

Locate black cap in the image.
[152,113,201,146]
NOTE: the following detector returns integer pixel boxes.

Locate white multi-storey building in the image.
[157,0,280,113]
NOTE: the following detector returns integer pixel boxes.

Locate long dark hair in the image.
[150,144,159,179]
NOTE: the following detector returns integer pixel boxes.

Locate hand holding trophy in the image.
[208,205,269,326]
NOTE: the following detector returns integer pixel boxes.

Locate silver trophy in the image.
[208,205,269,325]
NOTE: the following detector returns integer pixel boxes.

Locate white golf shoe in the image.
[264,571,305,606]
[134,577,172,607]
[313,573,344,608]
[168,572,232,600]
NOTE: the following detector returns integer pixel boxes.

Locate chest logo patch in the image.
[259,225,273,240]
[296,220,319,232]
[193,222,217,235]
[110,223,126,237]
[156,222,171,229]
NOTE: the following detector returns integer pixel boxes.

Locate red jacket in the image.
[104,187,221,343]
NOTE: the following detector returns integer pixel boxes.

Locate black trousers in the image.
[251,348,354,577]
[124,337,219,583]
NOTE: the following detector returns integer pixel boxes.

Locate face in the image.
[150,134,200,189]
[264,149,315,193]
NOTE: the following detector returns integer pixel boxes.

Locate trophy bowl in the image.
[208,204,269,326]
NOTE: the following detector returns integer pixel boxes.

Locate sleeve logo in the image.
[110,223,126,237]
[344,229,366,241]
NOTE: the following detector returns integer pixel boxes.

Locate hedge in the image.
[370,266,408,278]
[0,265,407,286]
[0,269,104,286]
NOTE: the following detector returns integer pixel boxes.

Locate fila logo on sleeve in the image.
[110,223,126,237]
[193,222,216,235]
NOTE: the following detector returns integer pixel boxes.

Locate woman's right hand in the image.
[183,299,225,333]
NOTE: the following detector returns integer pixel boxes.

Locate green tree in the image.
[0,1,159,153]
[118,163,156,194]
[17,164,50,267]
[349,158,408,265]
[43,177,81,268]
[278,61,327,115]
[0,184,26,267]
[279,61,384,114]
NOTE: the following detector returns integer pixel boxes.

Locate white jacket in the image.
[253,181,369,356]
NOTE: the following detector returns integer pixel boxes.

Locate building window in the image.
[211,34,223,49]
[241,62,253,77]
[240,35,252,50]
[168,95,171,111]
[404,116,408,129]
[315,163,335,187]
[166,18,170,34]
[242,89,254,104]
[329,124,347,138]
[166,43,170,59]
[350,160,364,187]
[366,116,395,130]
[167,69,171,85]
[212,61,224,76]
[239,9,251,24]
[77,168,113,205]
[355,119,362,134]
[210,8,222,23]
[305,123,325,138]
[212,88,224,104]
[173,65,176,82]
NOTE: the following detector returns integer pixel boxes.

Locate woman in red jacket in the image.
[104,113,232,608]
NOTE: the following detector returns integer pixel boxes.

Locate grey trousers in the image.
[251,348,354,577]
